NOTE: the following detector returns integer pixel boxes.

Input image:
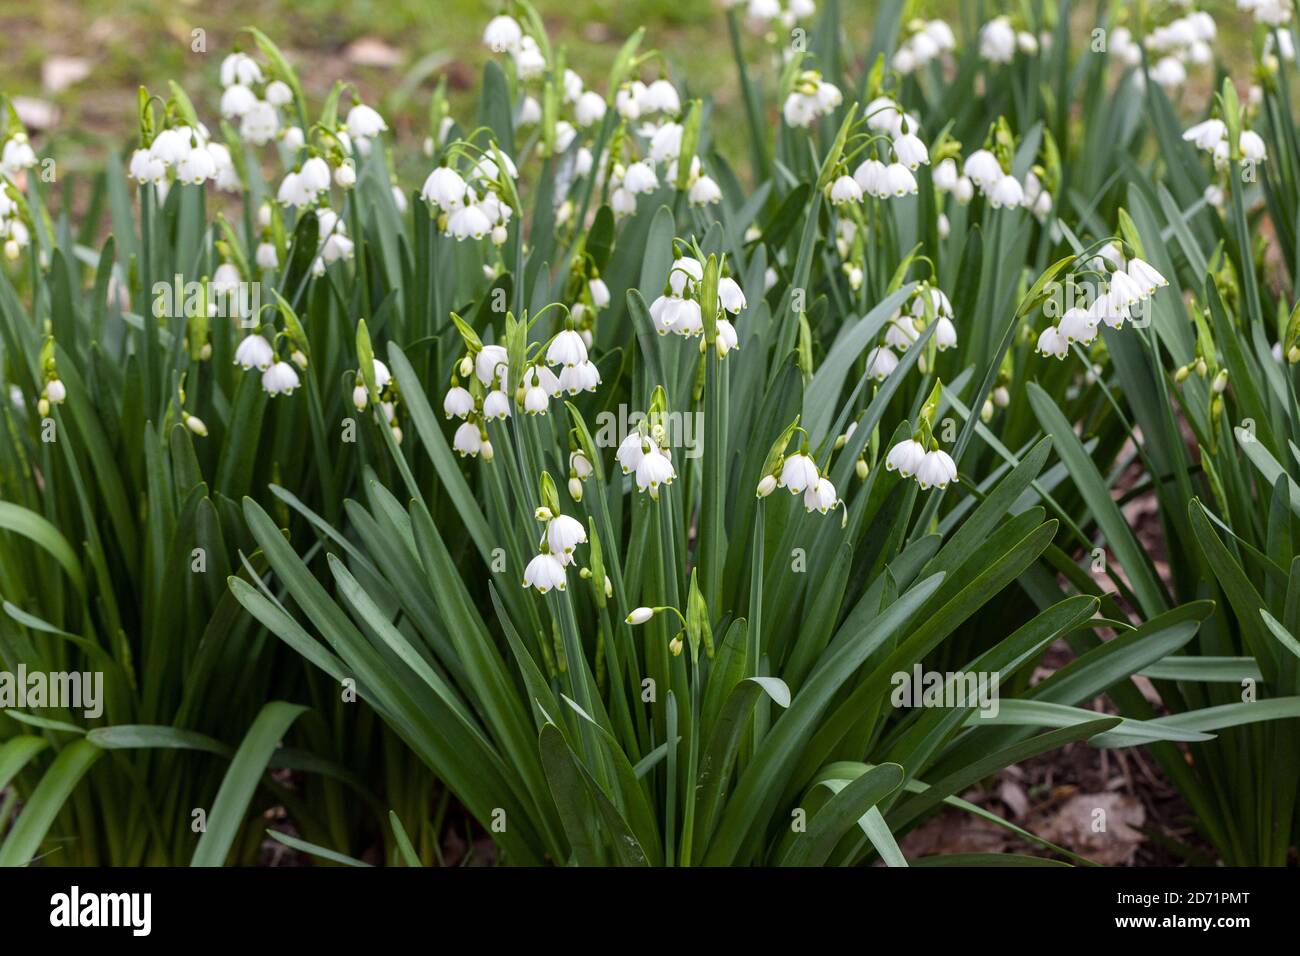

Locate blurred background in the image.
[0,1,1255,181]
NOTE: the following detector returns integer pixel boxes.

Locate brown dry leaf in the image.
[345,38,403,69]
[43,56,92,94]
[1035,792,1145,865]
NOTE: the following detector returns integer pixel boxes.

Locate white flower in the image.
[979,17,1017,63]
[938,212,951,238]
[353,384,369,410]
[334,162,356,189]
[447,204,493,240]
[1151,57,1187,91]
[220,52,262,88]
[1058,307,1098,345]
[1109,269,1145,307]
[650,123,684,164]
[240,101,279,146]
[453,420,483,457]
[443,386,474,419]
[932,158,958,193]
[885,439,926,477]
[643,79,681,115]
[265,80,293,106]
[45,379,67,404]
[220,84,257,119]
[148,128,190,166]
[623,161,659,194]
[255,242,279,270]
[711,318,738,357]
[626,607,655,625]
[346,104,387,138]
[572,91,606,128]
[783,93,818,128]
[261,361,301,396]
[853,158,887,198]
[558,361,601,394]
[522,368,550,414]
[617,432,655,473]
[892,132,929,170]
[926,19,956,50]
[990,175,1024,209]
[864,96,901,132]
[589,278,611,310]
[1035,325,1069,359]
[804,477,839,513]
[778,453,819,493]
[885,316,919,351]
[829,174,863,205]
[484,15,524,53]
[866,345,899,380]
[916,449,958,489]
[128,148,165,183]
[475,345,508,387]
[935,317,958,350]
[954,176,974,204]
[1127,258,1168,296]
[1240,130,1267,163]
[176,147,216,185]
[547,329,588,367]
[963,149,1003,190]
[546,514,588,559]
[298,156,331,195]
[717,277,746,315]
[1183,119,1227,151]
[234,334,275,370]
[523,552,568,592]
[883,163,918,197]
[422,166,468,210]
[635,448,676,497]
[689,175,722,206]
[483,389,511,420]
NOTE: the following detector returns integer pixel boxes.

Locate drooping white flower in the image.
[1240,130,1267,163]
[1035,325,1069,359]
[240,101,279,146]
[523,551,568,592]
[885,316,919,351]
[934,316,958,350]
[483,390,511,420]
[1183,119,1227,151]
[650,123,684,164]
[643,79,681,115]
[484,14,524,53]
[979,17,1017,63]
[523,368,550,414]
[255,242,279,271]
[265,80,293,106]
[932,157,958,192]
[623,160,659,194]
[453,420,483,457]
[715,318,740,357]
[626,607,655,625]
[176,147,216,185]
[220,84,258,119]
[777,453,819,493]
[346,104,387,138]
[718,277,746,314]
[916,449,958,490]
[853,158,887,198]
[1150,56,1187,91]
[220,52,262,88]
[617,432,656,474]
[422,166,468,211]
[475,345,508,387]
[689,175,722,206]
[234,334,275,370]
[546,514,588,560]
[885,439,926,477]
[635,448,676,497]
[892,132,929,170]
[262,360,301,396]
[963,149,1003,191]
[447,204,493,240]
[829,174,863,205]
[989,175,1024,209]
[866,345,899,380]
[1127,258,1168,297]
[443,386,474,419]
[44,379,68,404]
[883,163,918,197]
[558,361,601,394]
[1058,307,1098,345]
[804,476,839,513]
[547,329,588,367]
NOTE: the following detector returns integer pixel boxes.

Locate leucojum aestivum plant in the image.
[0,0,1298,867]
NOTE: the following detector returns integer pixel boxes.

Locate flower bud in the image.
[185,414,208,437]
[568,476,583,501]
[200,342,213,361]
[459,355,474,377]
[1212,369,1228,394]
[669,634,684,656]
[856,458,869,480]
[353,384,368,410]
[604,575,613,598]
[1174,364,1190,384]
[535,506,553,521]
[480,440,493,461]
[756,474,777,497]
[392,425,403,445]
[626,607,654,625]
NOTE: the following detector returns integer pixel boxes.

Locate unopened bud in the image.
[626,607,654,625]
[568,477,583,501]
[756,474,777,497]
[855,458,869,480]
[185,414,208,437]
[1212,369,1228,394]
